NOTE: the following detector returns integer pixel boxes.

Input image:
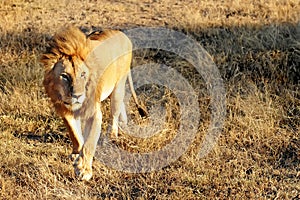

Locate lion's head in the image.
[44,56,90,112]
[41,26,90,114]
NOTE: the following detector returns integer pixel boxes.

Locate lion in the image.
[41,26,146,181]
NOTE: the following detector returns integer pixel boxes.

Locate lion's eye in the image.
[61,73,71,82]
[81,72,86,79]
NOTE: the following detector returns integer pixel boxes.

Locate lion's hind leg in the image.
[119,101,128,124]
[110,76,127,138]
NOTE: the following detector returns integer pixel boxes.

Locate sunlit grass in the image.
[0,0,299,199]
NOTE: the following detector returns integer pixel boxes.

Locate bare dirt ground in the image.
[0,0,299,199]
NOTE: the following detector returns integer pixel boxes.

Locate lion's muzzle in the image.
[71,93,86,105]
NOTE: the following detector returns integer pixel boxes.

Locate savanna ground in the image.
[0,0,299,199]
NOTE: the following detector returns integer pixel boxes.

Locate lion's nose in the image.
[72,94,82,100]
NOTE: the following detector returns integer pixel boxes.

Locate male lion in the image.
[41,26,144,181]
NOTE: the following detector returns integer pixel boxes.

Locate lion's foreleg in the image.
[63,115,84,155]
[74,104,102,181]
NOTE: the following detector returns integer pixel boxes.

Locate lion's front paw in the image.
[68,153,79,162]
[73,156,93,181]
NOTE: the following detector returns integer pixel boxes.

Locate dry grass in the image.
[0,0,299,199]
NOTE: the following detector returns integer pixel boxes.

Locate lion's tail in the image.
[127,71,148,118]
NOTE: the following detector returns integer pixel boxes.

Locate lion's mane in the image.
[41,26,89,72]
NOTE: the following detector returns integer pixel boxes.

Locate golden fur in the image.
[41,26,143,181]
[41,26,88,72]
